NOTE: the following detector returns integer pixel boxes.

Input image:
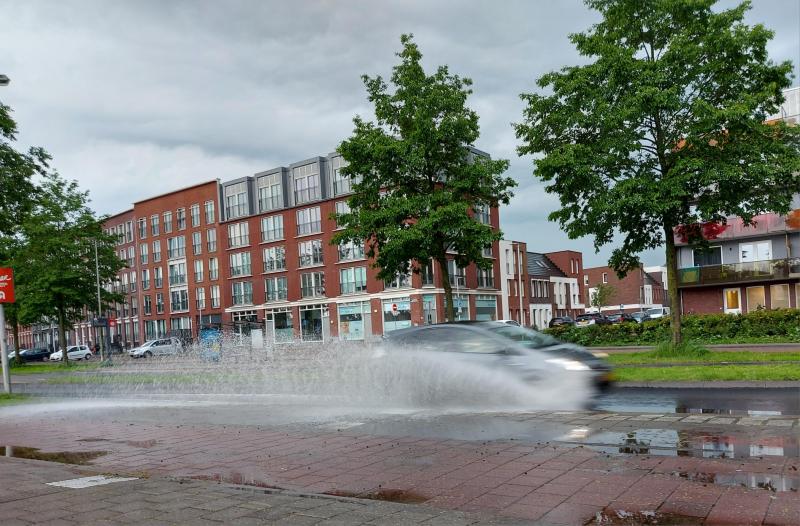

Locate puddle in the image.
[1,446,106,465]
[673,471,800,492]
[326,488,429,504]
[588,510,703,525]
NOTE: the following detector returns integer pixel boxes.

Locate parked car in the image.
[129,338,182,359]
[575,313,612,327]
[497,319,521,326]
[48,345,93,361]
[382,321,614,394]
[629,312,648,323]
[548,316,575,328]
[645,307,671,319]
[606,313,637,324]
[20,348,51,362]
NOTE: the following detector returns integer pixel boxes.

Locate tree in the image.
[17,173,124,363]
[334,34,515,321]
[515,0,800,344]
[0,102,44,236]
[590,282,616,312]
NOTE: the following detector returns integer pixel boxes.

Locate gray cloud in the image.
[1,0,797,267]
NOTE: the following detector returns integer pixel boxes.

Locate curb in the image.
[616,380,800,388]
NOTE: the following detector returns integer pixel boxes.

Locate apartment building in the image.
[584,265,667,314]
[498,240,528,325]
[526,251,586,328]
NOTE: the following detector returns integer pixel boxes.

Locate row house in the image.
[526,251,586,328]
[584,265,667,314]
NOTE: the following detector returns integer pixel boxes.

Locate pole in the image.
[94,240,106,361]
[516,243,524,325]
[1,304,11,394]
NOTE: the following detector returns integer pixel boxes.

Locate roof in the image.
[526,252,566,279]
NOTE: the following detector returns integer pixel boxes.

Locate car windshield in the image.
[645,308,661,315]
[141,340,158,348]
[576,314,594,320]
[489,325,560,349]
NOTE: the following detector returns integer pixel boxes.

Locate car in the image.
[382,321,614,395]
[49,345,93,361]
[548,316,575,328]
[629,312,648,323]
[129,338,182,359]
[645,307,671,319]
[575,313,612,327]
[20,348,51,362]
[606,313,637,324]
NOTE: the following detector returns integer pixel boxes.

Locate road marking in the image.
[46,475,138,489]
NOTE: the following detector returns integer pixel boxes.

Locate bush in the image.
[651,340,709,358]
[544,309,800,346]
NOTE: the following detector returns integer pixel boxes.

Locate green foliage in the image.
[608,350,800,365]
[546,309,800,345]
[515,0,800,344]
[651,340,709,359]
[0,102,43,237]
[614,364,800,382]
[590,282,616,310]
[334,34,515,321]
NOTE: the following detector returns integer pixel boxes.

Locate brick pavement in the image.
[1,410,799,524]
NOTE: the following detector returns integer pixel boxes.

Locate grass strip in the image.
[607,351,800,366]
[11,362,102,375]
[614,363,800,382]
[0,393,31,406]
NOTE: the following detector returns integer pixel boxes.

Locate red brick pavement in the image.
[1,417,798,525]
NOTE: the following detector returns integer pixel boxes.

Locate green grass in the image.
[587,336,800,347]
[10,362,102,375]
[0,393,31,406]
[615,363,800,382]
[608,351,800,366]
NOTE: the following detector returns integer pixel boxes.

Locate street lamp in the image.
[0,75,9,87]
[93,240,107,362]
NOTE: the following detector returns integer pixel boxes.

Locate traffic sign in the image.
[109,318,117,328]
[0,268,15,303]
[391,303,399,317]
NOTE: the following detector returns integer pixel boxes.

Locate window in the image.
[296,206,321,235]
[143,295,152,315]
[127,246,135,266]
[227,222,250,248]
[190,204,200,227]
[194,260,204,283]
[141,269,150,290]
[740,241,772,262]
[210,285,220,308]
[299,239,324,267]
[584,275,589,286]
[340,267,367,294]
[482,245,493,258]
[260,215,284,242]
[477,267,494,288]
[474,204,490,225]
[224,182,249,219]
[206,228,217,252]
[334,201,350,228]
[170,289,189,312]
[204,200,215,224]
[301,272,325,298]
[746,286,766,312]
[163,211,173,233]
[192,231,202,255]
[168,262,187,286]
[176,208,186,230]
[209,257,219,280]
[693,246,722,267]
[263,246,286,272]
[156,293,164,314]
[475,295,497,321]
[129,271,137,292]
[422,263,434,286]
[139,243,148,264]
[195,287,206,309]
[332,156,356,196]
[232,281,253,305]
[154,267,163,288]
[126,221,133,242]
[257,173,283,212]
[265,276,288,302]
[602,272,608,284]
[152,240,161,262]
[229,252,252,277]
[770,284,790,309]
[448,260,466,287]
[385,272,411,289]
[150,215,159,236]
[338,240,364,261]
[167,236,186,259]
[138,218,147,240]
[293,163,320,204]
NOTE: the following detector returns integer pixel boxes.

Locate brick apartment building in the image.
[526,251,586,328]
[498,240,528,325]
[584,265,667,314]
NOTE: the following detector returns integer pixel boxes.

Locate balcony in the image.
[675,211,800,246]
[677,258,800,287]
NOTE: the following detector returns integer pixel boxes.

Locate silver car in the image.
[129,338,181,358]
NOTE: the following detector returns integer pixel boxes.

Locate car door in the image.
[152,339,167,356]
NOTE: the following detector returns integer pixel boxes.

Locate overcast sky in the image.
[2,0,798,267]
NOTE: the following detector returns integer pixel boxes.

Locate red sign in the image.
[0,268,14,303]
[391,303,398,313]
[109,318,117,328]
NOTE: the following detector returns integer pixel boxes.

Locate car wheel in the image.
[84,353,92,360]
[144,351,153,358]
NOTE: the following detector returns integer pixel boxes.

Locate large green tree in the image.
[18,173,124,362]
[0,103,43,236]
[515,0,800,344]
[334,34,515,321]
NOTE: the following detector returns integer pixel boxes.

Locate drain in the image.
[325,488,429,504]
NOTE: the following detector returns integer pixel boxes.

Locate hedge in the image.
[543,309,800,346]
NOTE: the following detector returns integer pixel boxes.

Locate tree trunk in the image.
[12,320,22,366]
[57,306,69,364]
[663,224,683,345]
[437,257,454,322]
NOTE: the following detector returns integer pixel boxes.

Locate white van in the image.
[645,307,671,319]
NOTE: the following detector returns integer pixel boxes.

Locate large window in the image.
[693,246,722,267]
[476,295,497,321]
[141,269,150,290]
[224,182,249,219]
[138,218,147,240]
[152,240,161,262]
[192,231,202,255]
[176,208,186,230]
[209,257,219,280]
[257,173,283,212]
[156,293,164,314]
[163,211,173,233]
[167,236,185,259]
[474,204,490,225]
[293,163,320,204]
[422,263,434,286]
[382,298,412,332]
[150,215,159,236]
[296,207,321,235]
[204,200,215,224]
[334,201,350,229]
[265,276,288,302]
[143,295,152,315]
[338,240,364,261]
[168,262,187,286]
[746,286,766,312]
[385,271,411,289]
[139,243,148,265]
[740,241,772,262]
[210,285,220,308]
[263,246,286,272]
[229,252,252,277]
[154,267,163,288]
[194,259,204,282]
[170,289,189,312]
[227,222,250,248]
[232,281,253,305]
[195,287,206,310]
[299,239,324,267]
[190,203,200,227]
[206,228,217,252]
[477,267,495,288]
[448,260,466,287]
[770,284,790,309]
[260,215,284,242]
[340,267,367,294]
[301,272,325,298]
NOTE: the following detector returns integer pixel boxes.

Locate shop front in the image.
[300,303,329,342]
[338,301,370,340]
[382,297,412,333]
[265,307,294,343]
[475,295,498,321]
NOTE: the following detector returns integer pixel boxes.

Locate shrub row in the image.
[543,309,800,346]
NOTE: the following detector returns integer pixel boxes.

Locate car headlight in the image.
[545,358,590,371]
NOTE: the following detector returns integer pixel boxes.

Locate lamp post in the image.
[94,240,107,362]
